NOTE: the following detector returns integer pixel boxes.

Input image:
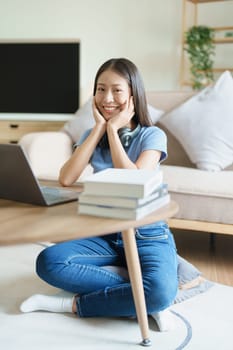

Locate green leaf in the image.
[184,25,215,90]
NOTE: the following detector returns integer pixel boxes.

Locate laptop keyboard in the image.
[41,186,79,203]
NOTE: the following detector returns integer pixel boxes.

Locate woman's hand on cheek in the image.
[109,97,135,130]
[92,98,106,127]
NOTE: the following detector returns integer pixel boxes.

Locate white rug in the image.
[0,244,233,350]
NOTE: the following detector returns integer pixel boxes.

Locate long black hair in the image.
[93,58,152,127]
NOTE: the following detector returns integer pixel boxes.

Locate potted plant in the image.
[184,25,215,90]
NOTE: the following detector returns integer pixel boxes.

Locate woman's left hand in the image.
[107,96,135,130]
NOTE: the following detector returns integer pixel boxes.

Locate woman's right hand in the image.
[92,98,106,128]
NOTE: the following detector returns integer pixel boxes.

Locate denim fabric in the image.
[36,221,178,317]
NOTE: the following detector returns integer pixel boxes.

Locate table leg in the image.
[122,228,152,347]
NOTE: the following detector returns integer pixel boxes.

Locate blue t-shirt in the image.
[77,126,167,173]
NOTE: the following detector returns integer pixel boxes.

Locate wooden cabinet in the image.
[180,0,233,87]
[0,120,65,144]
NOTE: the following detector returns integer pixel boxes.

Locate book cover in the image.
[79,183,168,209]
[78,194,170,220]
[82,168,163,199]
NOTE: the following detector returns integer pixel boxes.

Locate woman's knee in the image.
[36,246,59,279]
[144,279,177,313]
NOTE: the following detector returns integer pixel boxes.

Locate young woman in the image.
[20,58,178,330]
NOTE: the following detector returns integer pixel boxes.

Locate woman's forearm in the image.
[59,125,105,186]
[107,125,137,170]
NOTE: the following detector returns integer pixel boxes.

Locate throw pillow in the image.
[62,97,164,143]
[159,71,233,171]
[62,98,94,144]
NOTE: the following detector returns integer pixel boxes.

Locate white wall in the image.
[0,0,232,104]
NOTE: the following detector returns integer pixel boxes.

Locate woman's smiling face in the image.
[94,69,131,120]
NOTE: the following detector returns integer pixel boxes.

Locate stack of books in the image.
[78,168,170,220]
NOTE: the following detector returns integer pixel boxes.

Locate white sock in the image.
[20,290,74,313]
[151,309,176,332]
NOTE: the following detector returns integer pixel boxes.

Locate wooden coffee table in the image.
[0,188,178,346]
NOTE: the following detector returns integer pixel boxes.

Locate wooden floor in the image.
[173,229,233,287]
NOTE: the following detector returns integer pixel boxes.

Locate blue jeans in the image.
[36,221,178,317]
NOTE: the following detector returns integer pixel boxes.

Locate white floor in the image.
[1,244,233,350]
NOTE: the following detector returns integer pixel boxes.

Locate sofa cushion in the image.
[19,132,73,180]
[162,165,233,224]
[159,71,233,171]
[62,97,164,143]
[157,121,195,168]
[62,98,94,144]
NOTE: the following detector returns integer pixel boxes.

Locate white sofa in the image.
[146,91,233,236]
[19,87,233,237]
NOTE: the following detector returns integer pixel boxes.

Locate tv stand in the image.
[0,114,73,143]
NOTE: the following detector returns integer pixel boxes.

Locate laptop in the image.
[0,143,80,206]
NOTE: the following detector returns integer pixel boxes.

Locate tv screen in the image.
[0,41,80,114]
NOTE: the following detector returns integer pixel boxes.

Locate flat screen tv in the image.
[0,40,80,115]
